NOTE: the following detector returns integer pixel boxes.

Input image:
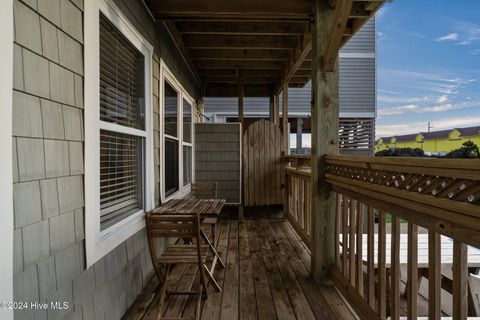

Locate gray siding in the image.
[204,16,376,117]
[195,124,241,204]
[12,0,200,320]
[341,16,375,53]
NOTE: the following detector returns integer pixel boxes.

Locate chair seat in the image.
[203,217,217,225]
[157,244,210,264]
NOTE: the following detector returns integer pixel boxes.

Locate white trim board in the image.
[84,0,154,268]
[0,0,14,318]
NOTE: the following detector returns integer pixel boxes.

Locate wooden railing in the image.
[325,155,480,319]
[284,166,312,248]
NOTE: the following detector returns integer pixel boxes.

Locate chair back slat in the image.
[146,214,199,239]
[191,182,217,199]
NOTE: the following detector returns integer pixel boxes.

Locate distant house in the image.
[375,126,480,155]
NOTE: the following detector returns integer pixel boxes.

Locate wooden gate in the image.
[243,119,285,206]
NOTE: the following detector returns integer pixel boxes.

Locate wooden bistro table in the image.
[148,198,226,291]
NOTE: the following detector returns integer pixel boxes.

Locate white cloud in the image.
[436,33,459,42]
[376,117,480,137]
[437,95,448,103]
[378,104,418,116]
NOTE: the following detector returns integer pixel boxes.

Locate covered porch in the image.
[125,211,355,320]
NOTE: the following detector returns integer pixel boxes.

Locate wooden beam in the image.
[200,69,283,77]
[205,84,272,97]
[203,76,280,85]
[182,34,299,49]
[311,0,340,284]
[279,31,312,93]
[190,49,290,61]
[282,82,289,152]
[176,21,308,35]
[238,84,244,219]
[163,21,203,88]
[148,0,312,20]
[349,2,371,18]
[323,0,354,72]
[195,60,286,70]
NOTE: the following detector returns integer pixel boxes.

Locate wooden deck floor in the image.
[124,213,356,320]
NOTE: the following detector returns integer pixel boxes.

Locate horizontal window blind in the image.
[100,14,145,130]
[99,13,146,230]
[165,138,179,197]
[183,146,192,186]
[164,82,178,137]
[100,130,144,230]
[183,99,192,143]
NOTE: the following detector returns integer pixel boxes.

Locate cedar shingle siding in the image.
[12,0,199,319]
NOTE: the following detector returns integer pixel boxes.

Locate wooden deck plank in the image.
[238,220,258,320]
[220,219,239,319]
[246,219,277,319]
[126,215,359,320]
[256,218,297,320]
[263,219,316,320]
[200,219,230,320]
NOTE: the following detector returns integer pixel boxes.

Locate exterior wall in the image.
[194,123,242,203]
[11,1,200,320]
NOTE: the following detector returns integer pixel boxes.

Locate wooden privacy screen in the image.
[195,123,241,204]
[243,119,285,206]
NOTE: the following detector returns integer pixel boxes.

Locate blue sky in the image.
[376,0,480,137]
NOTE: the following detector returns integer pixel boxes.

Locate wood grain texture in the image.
[243,119,284,206]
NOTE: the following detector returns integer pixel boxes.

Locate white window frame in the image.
[84,0,154,268]
[0,0,13,317]
[160,62,195,202]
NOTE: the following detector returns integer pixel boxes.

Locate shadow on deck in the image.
[123,209,355,320]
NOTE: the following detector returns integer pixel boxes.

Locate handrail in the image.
[324,154,480,319]
[284,166,312,248]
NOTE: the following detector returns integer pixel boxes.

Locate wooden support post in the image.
[282,82,289,153]
[311,0,340,284]
[269,95,274,123]
[273,93,279,126]
[296,118,303,154]
[238,84,244,219]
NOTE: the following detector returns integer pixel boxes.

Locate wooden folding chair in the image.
[191,182,218,244]
[145,213,224,320]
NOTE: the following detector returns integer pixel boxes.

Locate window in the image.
[99,14,145,230]
[161,65,194,200]
[164,82,179,196]
[85,0,154,267]
[183,99,192,186]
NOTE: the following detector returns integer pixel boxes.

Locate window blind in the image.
[100,130,144,230]
[99,14,145,230]
[100,14,145,130]
[183,99,192,143]
[183,146,192,186]
[165,138,179,196]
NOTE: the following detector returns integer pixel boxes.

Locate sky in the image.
[375,0,480,137]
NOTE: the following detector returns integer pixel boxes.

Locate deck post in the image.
[273,93,280,126]
[282,82,289,153]
[238,84,244,219]
[296,118,303,154]
[311,0,340,284]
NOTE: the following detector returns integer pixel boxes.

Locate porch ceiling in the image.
[146,0,385,97]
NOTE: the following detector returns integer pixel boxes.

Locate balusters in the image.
[367,205,375,309]
[356,202,364,296]
[428,231,441,320]
[349,198,356,286]
[391,216,400,320]
[453,241,468,320]
[378,211,387,319]
[342,196,348,277]
[407,223,418,319]
[335,194,342,269]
